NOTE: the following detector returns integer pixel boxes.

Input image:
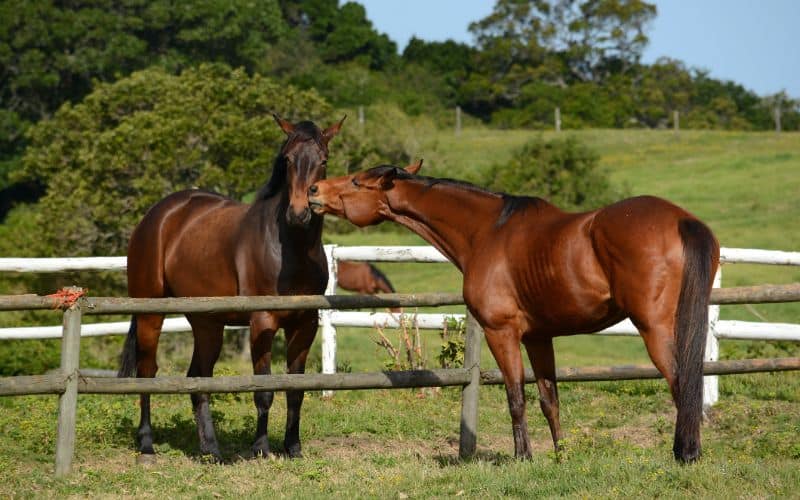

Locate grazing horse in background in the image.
[119,115,345,462]
[337,261,396,295]
[308,160,719,462]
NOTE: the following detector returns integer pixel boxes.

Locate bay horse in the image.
[308,161,719,462]
[119,115,344,462]
[337,261,396,295]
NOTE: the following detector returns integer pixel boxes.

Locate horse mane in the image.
[256,121,327,201]
[366,165,548,225]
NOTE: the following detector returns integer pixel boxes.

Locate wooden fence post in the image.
[455,106,462,136]
[459,310,482,458]
[55,289,83,476]
[554,107,561,132]
[321,245,338,397]
[673,110,680,133]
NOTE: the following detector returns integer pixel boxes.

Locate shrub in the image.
[478,135,625,210]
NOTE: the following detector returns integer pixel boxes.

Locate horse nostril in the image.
[309,184,318,195]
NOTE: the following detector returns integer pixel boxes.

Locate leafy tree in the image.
[15,64,334,257]
[0,0,287,187]
[279,0,396,70]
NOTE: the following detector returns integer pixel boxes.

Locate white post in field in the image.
[703,266,722,409]
[320,244,338,397]
[455,106,462,136]
[673,110,679,132]
[555,107,561,132]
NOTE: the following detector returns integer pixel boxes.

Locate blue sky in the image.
[354,0,800,98]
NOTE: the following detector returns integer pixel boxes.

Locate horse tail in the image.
[369,264,396,293]
[673,218,718,462]
[118,316,138,378]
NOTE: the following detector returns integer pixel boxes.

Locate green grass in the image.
[1,128,799,497]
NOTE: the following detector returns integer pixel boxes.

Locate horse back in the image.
[127,190,247,299]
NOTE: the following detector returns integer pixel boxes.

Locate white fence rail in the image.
[2,246,799,406]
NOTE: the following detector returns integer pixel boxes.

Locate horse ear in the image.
[273,114,295,136]
[404,159,423,175]
[323,115,346,144]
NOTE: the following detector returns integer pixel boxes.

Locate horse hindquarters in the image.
[672,219,718,462]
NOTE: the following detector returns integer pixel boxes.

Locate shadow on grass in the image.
[115,407,291,464]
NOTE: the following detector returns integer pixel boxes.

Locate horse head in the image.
[272,114,345,227]
[308,159,422,227]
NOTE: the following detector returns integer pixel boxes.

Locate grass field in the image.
[1,128,799,497]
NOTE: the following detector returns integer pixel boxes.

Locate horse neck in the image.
[386,181,504,271]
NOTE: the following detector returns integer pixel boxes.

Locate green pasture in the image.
[1,128,799,497]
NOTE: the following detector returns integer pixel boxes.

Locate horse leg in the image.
[483,326,531,459]
[135,314,164,456]
[249,312,278,457]
[186,316,225,462]
[522,336,563,455]
[282,311,319,458]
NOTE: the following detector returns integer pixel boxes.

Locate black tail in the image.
[673,218,719,462]
[369,264,396,293]
[118,316,138,378]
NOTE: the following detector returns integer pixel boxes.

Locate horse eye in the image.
[351,177,359,187]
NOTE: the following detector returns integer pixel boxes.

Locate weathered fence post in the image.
[459,310,482,458]
[54,288,83,476]
[321,245,338,397]
[673,110,680,133]
[703,268,721,409]
[455,106,462,136]
[554,107,561,132]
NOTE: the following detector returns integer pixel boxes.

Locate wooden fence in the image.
[1,285,800,476]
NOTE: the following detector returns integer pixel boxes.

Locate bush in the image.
[478,135,626,210]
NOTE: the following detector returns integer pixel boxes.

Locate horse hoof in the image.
[285,446,303,459]
[136,453,157,466]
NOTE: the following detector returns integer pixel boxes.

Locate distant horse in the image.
[337,261,396,294]
[119,115,344,462]
[308,160,719,462]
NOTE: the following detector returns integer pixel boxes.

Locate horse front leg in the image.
[523,336,563,457]
[282,312,319,458]
[483,325,531,459]
[250,312,278,458]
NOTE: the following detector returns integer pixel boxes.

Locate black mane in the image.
[366,165,547,226]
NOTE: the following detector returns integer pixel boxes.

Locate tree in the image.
[0,0,287,188]
[16,64,333,257]
[478,135,624,209]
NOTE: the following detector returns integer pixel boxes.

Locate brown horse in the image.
[308,161,719,462]
[337,261,396,294]
[119,115,344,462]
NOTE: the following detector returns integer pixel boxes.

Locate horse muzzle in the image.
[287,206,313,227]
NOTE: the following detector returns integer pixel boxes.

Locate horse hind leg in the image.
[522,336,563,457]
[124,314,164,457]
[186,316,225,462]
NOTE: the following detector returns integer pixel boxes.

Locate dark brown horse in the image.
[119,115,344,462]
[308,161,719,462]
[337,261,396,294]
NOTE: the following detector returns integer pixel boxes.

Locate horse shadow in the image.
[115,406,286,464]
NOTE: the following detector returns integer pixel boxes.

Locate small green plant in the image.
[437,316,466,369]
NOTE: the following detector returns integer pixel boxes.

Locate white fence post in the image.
[704,266,722,409]
[320,244,338,397]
